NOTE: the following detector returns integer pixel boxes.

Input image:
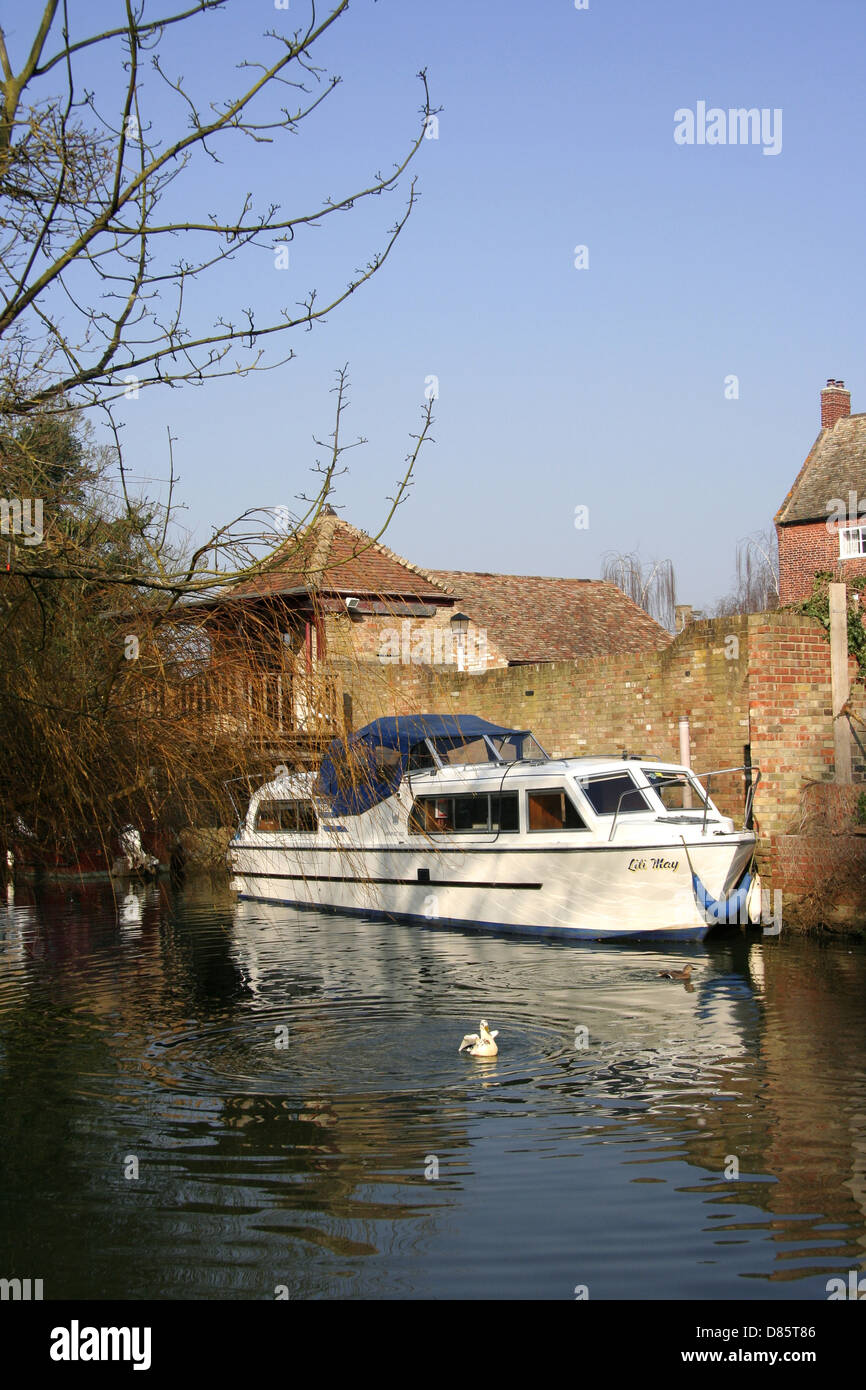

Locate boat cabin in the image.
[240,715,733,843]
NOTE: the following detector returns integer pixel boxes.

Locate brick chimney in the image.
[821,378,851,430]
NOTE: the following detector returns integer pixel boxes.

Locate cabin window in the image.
[407,739,437,772]
[840,526,866,559]
[490,793,520,831]
[527,788,587,831]
[453,793,494,832]
[255,799,318,833]
[578,773,650,816]
[408,791,519,834]
[409,797,449,833]
[491,733,547,762]
[643,769,708,810]
[373,746,402,776]
[436,736,498,766]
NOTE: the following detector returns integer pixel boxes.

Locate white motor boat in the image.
[227,715,759,942]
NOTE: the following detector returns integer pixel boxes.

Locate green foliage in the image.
[1,409,87,498]
[855,792,866,827]
[797,571,866,681]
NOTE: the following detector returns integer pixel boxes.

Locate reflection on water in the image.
[0,877,865,1300]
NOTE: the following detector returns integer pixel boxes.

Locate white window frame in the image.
[840,526,866,559]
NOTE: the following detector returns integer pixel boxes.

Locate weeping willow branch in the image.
[601,550,678,633]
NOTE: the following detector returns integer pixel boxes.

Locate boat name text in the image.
[627,857,679,872]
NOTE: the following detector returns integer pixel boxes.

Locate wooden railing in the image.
[150,668,340,749]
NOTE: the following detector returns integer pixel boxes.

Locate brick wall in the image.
[766,833,866,928]
[746,612,837,839]
[777,519,866,603]
[323,609,506,672]
[334,608,865,829]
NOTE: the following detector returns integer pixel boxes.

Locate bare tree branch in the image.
[0,2,435,415]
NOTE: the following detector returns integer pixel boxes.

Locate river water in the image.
[1,877,864,1301]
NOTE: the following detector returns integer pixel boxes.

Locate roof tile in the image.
[429,570,672,661]
[224,513,452,601]
[776,414,866,525]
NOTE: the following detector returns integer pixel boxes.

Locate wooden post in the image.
[678,716,692,807]
[829,582,852,784]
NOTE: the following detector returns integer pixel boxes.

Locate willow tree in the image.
[0,2,436,862]
[713,528,780,616]
[601,550,678,633]
[0,0,433,582]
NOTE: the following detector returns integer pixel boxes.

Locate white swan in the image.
[458,1019,499,1058]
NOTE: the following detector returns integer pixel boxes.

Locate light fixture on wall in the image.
[450,612,470,672]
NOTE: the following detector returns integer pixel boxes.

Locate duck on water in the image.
[228,714,760,942]
[459,1021,500,1058]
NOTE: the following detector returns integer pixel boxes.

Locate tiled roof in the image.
[220,511,454,603]
[428,570,673,662]
[207,513,673,660]
[776,414,866,525]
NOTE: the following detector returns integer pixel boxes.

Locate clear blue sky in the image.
[8,0,866,610]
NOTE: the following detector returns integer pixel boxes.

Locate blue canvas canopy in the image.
[316,714,524,817]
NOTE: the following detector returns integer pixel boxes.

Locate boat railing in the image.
[607,764,761,840]
[693,765,761,835]
[608,788,652,842]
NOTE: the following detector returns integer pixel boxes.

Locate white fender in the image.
[746,873,762,925]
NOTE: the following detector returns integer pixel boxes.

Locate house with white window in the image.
[776,380,866,602]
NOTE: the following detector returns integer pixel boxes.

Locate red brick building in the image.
[776,380,866,602]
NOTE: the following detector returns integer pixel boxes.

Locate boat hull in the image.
[228,835,756,942]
